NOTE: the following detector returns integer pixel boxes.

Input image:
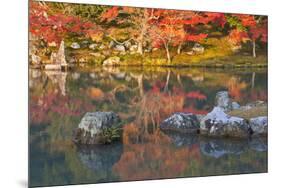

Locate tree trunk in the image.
[137,41,143,55]
[252,40,256,58]
[164,43,171,63]
[137,74,144,97]
[177,43,182,55]
[177,74,183,87]
[251,72,256,89]
[164,70,171,92]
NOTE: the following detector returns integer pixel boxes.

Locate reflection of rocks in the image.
[200,138,248,158]
[200,107,250,138]
[44,71,67,96]
[103,57,120,66]
[249,116,268,136]
[73,112,121,145]
[160,113,200,133]
[77,144,123,173]
[162,131,199,147]
[71,73,80,80]
[200,138,267,158]
[249,138,268,152]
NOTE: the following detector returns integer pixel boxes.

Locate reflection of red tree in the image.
[186,91,207,100]
[227,77,247,101]
[30,90,93,124]
[113,130,201,181]
[249,89,267,102]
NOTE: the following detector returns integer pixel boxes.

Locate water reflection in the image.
[29,67,267,187]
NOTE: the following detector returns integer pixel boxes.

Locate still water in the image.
[29,67,267,187]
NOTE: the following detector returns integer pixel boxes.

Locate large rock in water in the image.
[72,112,121,145]
[200,107,250,138]
[249,116,268,136]
[160,113,200,133]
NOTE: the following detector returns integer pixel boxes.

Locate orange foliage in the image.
[88,87,105,100]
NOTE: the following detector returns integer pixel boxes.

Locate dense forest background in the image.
[29,1,268,66]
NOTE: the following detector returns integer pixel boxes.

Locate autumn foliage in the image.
[29,1,268,63]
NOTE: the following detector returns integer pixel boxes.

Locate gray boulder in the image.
[241,101,266,110]
[89,43,98,50]
[103,56,121,66]
[192,43,204,54]
[70,42,80,49]
[215,91,232,111]
[160,113,200,133]
[200,107,250,138]
[114,44,126,52]
[232,101,241,110]
[249,116,268,136]
[72,112,121,145]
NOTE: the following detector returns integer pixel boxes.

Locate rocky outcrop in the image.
[249,116,268,136]
[200,107,250,138]
[52,40,67,65]
[72,112,121,145]
[215,91,233,111]
[160,113,200,133]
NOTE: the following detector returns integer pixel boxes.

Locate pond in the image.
[29,66,268,187]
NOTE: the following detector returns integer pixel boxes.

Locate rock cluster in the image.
[159,91,268,138]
